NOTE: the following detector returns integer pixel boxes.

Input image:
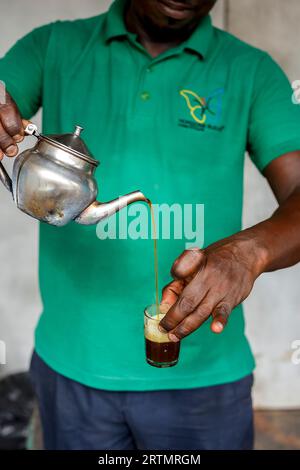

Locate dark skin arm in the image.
[160,151,300,341]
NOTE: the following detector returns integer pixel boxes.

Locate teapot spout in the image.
[75,190,148,225]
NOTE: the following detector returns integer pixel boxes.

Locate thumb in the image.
[171,247,206,281]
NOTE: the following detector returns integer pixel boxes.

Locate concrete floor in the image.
[255,411,300,450]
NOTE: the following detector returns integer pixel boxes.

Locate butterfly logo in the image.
[180,88,223,125]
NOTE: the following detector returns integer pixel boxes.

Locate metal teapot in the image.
[0,123,147,226]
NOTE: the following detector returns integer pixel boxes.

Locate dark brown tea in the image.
[144,305,180,368]
[145,338,180,368]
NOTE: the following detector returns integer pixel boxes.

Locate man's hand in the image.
[160,237,267,341]
[0,91,25,161]
[160,151,300,342]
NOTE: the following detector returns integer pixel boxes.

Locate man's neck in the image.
[125,4,199,58]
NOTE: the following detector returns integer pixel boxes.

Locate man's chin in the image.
[156,0,196,22]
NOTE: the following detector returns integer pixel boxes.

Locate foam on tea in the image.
[144,312,170,343]
[144,304,172,343]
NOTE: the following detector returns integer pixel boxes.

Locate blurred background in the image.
[0,0,300,449]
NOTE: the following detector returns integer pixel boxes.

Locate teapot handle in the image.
[0,123,39,194]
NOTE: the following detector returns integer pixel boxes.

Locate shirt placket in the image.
[127,36,182,121]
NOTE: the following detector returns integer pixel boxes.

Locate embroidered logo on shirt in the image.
[179,88,225,132]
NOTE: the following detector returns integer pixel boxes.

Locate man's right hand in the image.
[0,91,26,161]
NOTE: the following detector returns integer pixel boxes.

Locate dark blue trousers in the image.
[29,351,254,450]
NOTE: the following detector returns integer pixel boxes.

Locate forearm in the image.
[161,159,300,338]
[161,186,300,338]
[229,188,300,274]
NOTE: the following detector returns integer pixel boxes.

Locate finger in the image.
[168,301,214,342]
[14,119,31,143]
[161,279,185,306]
[14,119,31,144]
[159,270,208,332]
[211,302,231,334]
[0,93,24,140]
[0,149,3,161]
[0,121,18,156]
[22,119,31,129]
[171,247,206,280]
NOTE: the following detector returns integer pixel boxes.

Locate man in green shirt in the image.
[1,0,300,450]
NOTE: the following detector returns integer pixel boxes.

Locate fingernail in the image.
[6,145,17,156]
[159,303,171,314]
[169,333,180,343]
[13,134,23,142]
[213,321,224,333]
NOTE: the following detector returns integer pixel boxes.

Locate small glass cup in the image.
[144,304,180,368]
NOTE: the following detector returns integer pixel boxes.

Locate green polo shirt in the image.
[1,0,300,391]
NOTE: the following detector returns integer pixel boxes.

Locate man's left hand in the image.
[160,238,265,341]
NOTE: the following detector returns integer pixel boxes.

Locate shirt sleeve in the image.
[0,23,54,119]
[247,52,300,172]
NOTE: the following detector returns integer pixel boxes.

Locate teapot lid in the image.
[42,125,99,166]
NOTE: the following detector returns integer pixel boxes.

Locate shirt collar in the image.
[182,15,214,59]
[103,0,129,43]
[104,0,214,60]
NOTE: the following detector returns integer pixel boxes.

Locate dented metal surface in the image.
[0,124,147,226]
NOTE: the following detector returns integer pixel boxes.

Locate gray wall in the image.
[0,0,299,408]
[229,0,300,409]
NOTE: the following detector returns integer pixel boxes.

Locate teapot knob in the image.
[25,123,39,136]
[74,125,84,137]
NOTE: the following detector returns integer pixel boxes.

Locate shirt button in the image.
[146,67,152,73]
[140,91,151,101]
